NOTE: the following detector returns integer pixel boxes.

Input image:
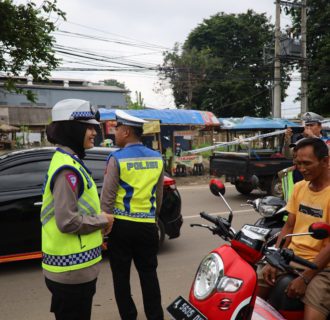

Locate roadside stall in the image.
[217,117,300,155]
[99,108,220,176]
[0,123,19,150]
[208,116,300,196]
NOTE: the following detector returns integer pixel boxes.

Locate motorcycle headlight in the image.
[259,204,278,217]
[193,253,224,300]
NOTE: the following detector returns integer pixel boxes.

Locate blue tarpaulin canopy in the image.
[218,117,300,130]
[99,108,220,126]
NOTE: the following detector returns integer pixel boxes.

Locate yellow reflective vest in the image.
[109,144,163,223]
[280,167,294,202]
[41,149,102,273]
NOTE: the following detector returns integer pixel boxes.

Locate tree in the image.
[128,91,146,109]
[0,0,65,101]
[160,10,290,117]
[104,79,145,109]
[288,0,330,116]
[104,78,132,105]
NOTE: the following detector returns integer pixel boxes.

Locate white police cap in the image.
[301,112,323,124]
[52,99,100,124]
[115,110,147,127]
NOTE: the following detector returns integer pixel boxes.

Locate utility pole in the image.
[301,0,308,113]
[273,0,282,118]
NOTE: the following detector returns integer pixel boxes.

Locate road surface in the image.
[0,182,261,320]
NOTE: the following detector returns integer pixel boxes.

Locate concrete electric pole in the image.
[301,0,308,113]
[273,0,282,118]
[273,0,307,118]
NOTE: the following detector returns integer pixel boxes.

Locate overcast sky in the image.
[19,0,300,117]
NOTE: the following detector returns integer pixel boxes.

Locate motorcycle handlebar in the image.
[200,212,218,225]
[292,254,318,270]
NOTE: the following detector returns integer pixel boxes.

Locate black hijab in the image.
[46,121,89,159]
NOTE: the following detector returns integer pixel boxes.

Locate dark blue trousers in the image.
[107,219,164,320]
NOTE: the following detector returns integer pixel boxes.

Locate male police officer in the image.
[284,112,325,153]
[101,110,164,320]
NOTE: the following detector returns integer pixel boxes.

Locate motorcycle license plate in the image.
[167,296,207,320]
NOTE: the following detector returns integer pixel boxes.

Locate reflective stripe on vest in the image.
[41,150,102,272]
[42,246,102,267]
[111,145,163,223]
[281,169,294,202]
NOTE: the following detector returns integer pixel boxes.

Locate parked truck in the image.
[209,150,293,196]
[207,117,303,196]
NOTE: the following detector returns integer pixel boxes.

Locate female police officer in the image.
[41,99,113,320]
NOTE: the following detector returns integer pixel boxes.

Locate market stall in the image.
[99,108,220,176]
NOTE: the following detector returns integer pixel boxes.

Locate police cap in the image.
[115,110,147,127]
[52,99,100,124]
[301,112,323,124]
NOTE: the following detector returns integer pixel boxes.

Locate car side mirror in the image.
[308,222,330,240]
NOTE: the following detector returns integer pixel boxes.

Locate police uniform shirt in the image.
[101,143,164,216]
[43,145,109,284]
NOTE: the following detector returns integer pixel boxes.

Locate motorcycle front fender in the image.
[189,245,257,320]
[252,297,286,320]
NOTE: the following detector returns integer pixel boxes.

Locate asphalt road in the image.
[0,182,262,320]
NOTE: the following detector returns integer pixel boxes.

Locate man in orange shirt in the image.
[259,137,330,320]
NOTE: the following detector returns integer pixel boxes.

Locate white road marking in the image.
[178,184,235,190]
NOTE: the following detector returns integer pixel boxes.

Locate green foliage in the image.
[192,143,213,158]
[0,0,66,101]
[160,10,290,117]
[127,91,146,109]
[104,78,132,105]
[287,1,330,116]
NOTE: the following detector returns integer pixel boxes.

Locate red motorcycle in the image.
[167,182,330,320]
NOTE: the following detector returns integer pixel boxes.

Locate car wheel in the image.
[157,219,165,247]
[235,181,254,195]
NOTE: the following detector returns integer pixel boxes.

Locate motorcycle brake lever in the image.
[190,224,216,233]
[264,250,287,272]
[190,223,209,228]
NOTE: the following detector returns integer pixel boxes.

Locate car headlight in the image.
[259,204,278,217]
[193,253,224,300]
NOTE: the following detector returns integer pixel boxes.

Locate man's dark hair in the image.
[293,137,329,160]
[132,126,143,138]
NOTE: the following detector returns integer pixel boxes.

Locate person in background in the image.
[101,110,164,320]
[280,112,326,199]
[42,99,114,320]
[283,112,325,158]
[258,137,330,320]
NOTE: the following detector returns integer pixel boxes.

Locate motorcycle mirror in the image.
[308,222,330,240]
[279,222,330,249]
[209,178,225,196]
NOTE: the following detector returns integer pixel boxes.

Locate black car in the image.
[0,147,182,263]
